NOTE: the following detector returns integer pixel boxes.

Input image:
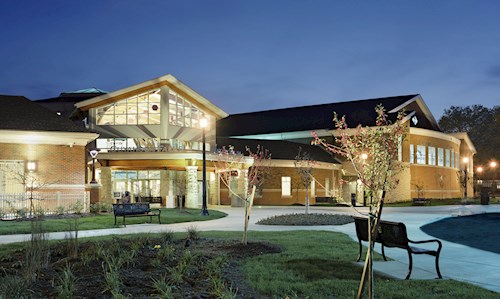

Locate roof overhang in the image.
[75,74,228,119]
[388,94,440,131]
[449,132,477,154]
[0,130,98,146]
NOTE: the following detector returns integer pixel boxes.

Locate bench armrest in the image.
[408,239,442,252]
[151,209,161,215]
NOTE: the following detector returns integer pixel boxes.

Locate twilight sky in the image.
[1,0,499,119]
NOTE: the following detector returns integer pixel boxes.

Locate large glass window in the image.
[416,145,426,165]
[0,161,24,193]
[168,91,206,128]
[445,149,451,167]
[112,170,161,199]
[451,150,455,168]
[281,177,291,196]
[96,89,161,125]
[428,147,436,165]
[437,148,444,166]
[409,144,414,164]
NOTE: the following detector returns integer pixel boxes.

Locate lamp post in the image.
[200,117,209,216]
[89,149,99,184]
[360,153,368,206]
[462,157,469,199]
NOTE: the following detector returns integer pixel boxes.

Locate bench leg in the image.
[158,214,161,224]
[114,215,117,226]
[356,240,363,262]
[123,215,126,227]
[405,251,413,280]
[435,253,442,279]
[381,244,387,261]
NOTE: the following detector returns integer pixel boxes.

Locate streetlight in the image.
[462,157,469,198]
[200,117,209,216]
[89,149,99,184]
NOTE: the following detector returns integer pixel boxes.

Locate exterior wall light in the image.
[27,161,36,172]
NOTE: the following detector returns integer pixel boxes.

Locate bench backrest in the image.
[113,203,150,215]
[353,216,409,249]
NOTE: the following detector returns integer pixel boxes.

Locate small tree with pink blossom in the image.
[294,147,316,214]
[215,145,271,245]
[313,105,407,299]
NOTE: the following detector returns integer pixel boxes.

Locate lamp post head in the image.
[89,149,99,159]
[477,166,483,173]
[462,157,469,164]
[200,117,208,129]
[490,161,497,168]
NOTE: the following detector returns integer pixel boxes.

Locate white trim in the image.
[75,74,228,119]
[409,127,461,145]
[40,184,87,189]
[99,151,254,164]
[448,132,477,154]
[388,96,419,113]
[268,159,340,170]
[0,130,98,146]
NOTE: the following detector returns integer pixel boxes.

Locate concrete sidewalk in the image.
[1,204,499,293]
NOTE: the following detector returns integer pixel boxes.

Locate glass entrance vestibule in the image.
[112,170,161,203]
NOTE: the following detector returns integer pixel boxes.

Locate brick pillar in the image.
[185,166,199,208]
[88,184,101,205]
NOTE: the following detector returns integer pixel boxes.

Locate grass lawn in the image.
[0,230,497,298]
[235,230,498,298]
[0,208,226,235]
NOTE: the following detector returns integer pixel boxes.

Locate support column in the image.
[160,170,174,208]
[209,172,219,205]
[100,167,112,205]
[230,171,248,207]
[185,166,199,208]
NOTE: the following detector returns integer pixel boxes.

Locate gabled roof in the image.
[0,95,90,133]
[217,94,440,138]
[216,137,340,164]
[74,74,228,119]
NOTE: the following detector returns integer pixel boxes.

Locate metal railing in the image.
[0,191,90,220]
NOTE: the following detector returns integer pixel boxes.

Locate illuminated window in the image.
[437,148,444,166]
[168,91,206,128]
[445,149,451,167]
[428,147,436,165]
[96,89,161,125]
[0,161,24,193]
[281,177,291,196]
[451,150,455,168]
[416,145,426,165]
[409,144,414,164]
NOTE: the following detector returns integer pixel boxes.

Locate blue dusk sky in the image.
[1,0,499,119]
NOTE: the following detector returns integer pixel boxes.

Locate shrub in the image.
[55,205,66,215]
[70,201,84,215]
[56,264,78,299]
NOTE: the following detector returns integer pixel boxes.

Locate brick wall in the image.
[219,165,341,206]
[0,143,86,194]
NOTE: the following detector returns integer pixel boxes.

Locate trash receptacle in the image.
[480,187,490,205]
[351,193,356,207]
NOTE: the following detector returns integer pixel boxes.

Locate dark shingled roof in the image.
[217,94,418,137]
[216,137,339,164]
[0,95,90,132]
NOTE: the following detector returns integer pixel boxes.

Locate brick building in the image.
[26,74,476,207]
[0,95,98,216]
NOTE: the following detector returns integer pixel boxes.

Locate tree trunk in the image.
[242,185,256,245]
[305,185,309,214]
[357,190,386,299]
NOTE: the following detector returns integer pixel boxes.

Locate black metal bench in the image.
[353,216,442,279]
[112,203,161,227]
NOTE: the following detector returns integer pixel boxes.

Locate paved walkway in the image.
[1,204,499,293]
